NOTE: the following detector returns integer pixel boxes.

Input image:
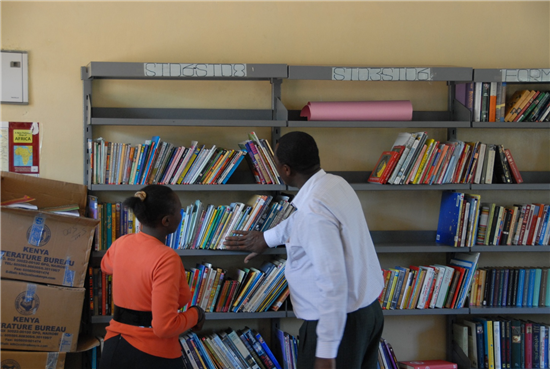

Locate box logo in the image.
[1,359,21,369]
[15,291,40,315]
[26,224,51,247]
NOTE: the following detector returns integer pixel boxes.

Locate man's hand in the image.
[314,358,336,369]
[223,230,268,263]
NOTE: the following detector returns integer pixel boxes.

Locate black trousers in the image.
[298,301,384,369]
[99,335,184,369]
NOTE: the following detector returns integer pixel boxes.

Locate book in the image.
[398,360,457,369]
[493,145,513,184]
[504,90,531,122]
[463,320,480,368]
[436,191,465,246]
[369,151,401,184]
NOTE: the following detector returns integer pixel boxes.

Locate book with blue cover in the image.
[436,191,465,246]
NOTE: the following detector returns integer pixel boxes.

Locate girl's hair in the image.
[122,185,178,227]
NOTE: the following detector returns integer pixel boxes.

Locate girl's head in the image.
[123,185,182,233]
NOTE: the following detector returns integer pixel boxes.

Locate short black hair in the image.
[122,185,178,228]
[275,131,320,173]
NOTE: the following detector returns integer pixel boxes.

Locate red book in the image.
[368,151,400,184]
[445,265,466,309]
[398,360,457,369]
[527,204,545,245]
[504,148,523,184]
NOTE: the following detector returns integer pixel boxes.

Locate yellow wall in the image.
[2,1,549,183]
[2,0,549,362]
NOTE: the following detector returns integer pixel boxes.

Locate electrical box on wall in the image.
[1,50,29,104]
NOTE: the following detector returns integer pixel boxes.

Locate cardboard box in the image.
[1,279,85,352]
[0,350,66,369]
[1,171,98,287]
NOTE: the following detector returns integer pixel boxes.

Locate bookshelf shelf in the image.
[468,306,550,315]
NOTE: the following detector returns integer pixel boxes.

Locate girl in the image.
[100,185,205,369]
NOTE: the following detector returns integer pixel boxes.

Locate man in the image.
[224,131,385,369]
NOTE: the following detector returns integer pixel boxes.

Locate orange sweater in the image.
[101,232,198,358]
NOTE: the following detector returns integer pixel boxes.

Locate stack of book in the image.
[276,329,298,369]
[89,260,290,316]
[469,266,550,308]
[88,133,279,186]
[87,194,296,251]
[378,253,480,310]
[368,132,523,185]
[184,259,289,314]
[170,194,295,250]
[238,132,282,185]
[378,337,400,369]
[180,327,283,369]
[457,317,549,369]
[436,191,550,247]
[455,83,550,123]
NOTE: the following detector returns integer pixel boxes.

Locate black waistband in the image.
[113,305,153,328]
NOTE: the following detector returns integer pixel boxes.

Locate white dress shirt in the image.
[264,169,384,359]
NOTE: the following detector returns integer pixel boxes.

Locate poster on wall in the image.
[6,122,40,175]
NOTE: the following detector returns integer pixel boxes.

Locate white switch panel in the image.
[1,51,29,104]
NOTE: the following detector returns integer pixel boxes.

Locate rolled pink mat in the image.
[300,100,413,121]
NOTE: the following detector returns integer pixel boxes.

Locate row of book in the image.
[368,131,522,186]
[455,83,550,123]
[180,328,284,369]
[469,267,550,308]
[436,191,550,247]
[89,259,290,316]
[86,194,295,251]
[378,337,400,369]
[378,253,480,310]
[87,131,280,186]
[455,317,549,369]
[276,329,298,369]
[167,194,295,251]
[184,259,289,314]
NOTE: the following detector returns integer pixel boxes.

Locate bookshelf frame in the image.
[82,63,550,366]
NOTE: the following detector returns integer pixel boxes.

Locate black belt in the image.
[113,305,153,328]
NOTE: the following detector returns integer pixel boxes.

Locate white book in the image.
[473,143,487,184]
[434,265,455,308]
[416,266,435,309]
[473,82,483,122]
[493,320,501,369]
[429,265,447,309]
[484,144,496,184]
[387,132,416,184]
[462,320,479,368]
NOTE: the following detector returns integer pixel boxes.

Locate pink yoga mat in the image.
[300,101,413,121]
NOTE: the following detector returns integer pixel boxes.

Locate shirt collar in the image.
[291,169,326,210]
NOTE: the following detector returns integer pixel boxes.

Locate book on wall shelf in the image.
[435,191,549,247]
[369,132,525,186]
[456,82,550,123]
[90,194,296,251]
[88,136,256,186]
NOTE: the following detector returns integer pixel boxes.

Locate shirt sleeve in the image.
[150,252,198,338]
[263,213,295,248]
[101,244,115,275]
[300,212,348,359]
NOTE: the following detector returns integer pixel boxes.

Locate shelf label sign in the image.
[143,63,247,78]
[501,69,550,82]
[332,67,432,81]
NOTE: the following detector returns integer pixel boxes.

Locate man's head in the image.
[274,131,320,186]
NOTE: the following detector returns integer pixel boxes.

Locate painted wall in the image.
[2,0,549,362]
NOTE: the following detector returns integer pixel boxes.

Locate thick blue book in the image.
[436,191,465,246]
